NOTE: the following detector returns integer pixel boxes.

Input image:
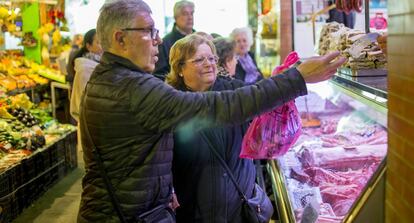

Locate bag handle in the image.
[200,134,249,201]
[80,86,128,223]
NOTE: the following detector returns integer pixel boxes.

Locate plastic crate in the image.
[64,132,78,169]
[20,157,37,184]
[0,194,19,223]
[0,131,78,222]
[49,144,59,165]
[0,165,22,199]
[0,169,11,198]
[38,149,51,175]
[0,195,12,223]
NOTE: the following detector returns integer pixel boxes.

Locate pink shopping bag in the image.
[240,52,302,159]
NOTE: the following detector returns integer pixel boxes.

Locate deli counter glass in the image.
[267,78,387,223]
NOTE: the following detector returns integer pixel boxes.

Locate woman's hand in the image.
[296,51,347,83]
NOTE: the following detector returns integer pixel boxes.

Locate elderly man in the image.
[153,0,195,79]
[78,0,345,222]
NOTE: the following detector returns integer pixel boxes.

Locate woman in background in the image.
[69,29,102,153]
[69,29,102,122]
[230,27,263,84]
[213,37,238,78]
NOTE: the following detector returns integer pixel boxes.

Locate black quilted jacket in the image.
[77,52,307,222]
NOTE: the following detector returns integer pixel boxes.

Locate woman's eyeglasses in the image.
[186,55,219,66]
[122,27,159,40]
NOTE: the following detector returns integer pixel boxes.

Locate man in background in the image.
[153,0,195,80]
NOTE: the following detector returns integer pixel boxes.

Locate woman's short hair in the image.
[173,0,195,18]
[166,34,217,89]
[194,31,213,41]
[97,0,152,50]
[213,37,236,68]
[230,27,254,47]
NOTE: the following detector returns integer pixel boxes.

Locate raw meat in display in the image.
[300,144,387,170]
[332,199,355,216]
[305,167,349,186]
[317,215,343,223]
[290,166,311,183]
[320,127,387,148]
[321,120,338,134]
[319,183,359,204]
[319,203,336,217]
[320,184,360,216]
[291,187,323,209]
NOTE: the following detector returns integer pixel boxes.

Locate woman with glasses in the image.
[230,27,264,84]
[166,34,267,223]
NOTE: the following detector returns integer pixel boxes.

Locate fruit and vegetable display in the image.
[0,53,65,93]
[0,93,75,172]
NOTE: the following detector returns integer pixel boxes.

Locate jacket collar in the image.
[100,51,144,73]
[172,23,195,36]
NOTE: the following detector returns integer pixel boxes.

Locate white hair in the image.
[230,27,254,47]
[97,0,152,50]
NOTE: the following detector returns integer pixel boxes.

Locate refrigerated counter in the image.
[267,76,387,223]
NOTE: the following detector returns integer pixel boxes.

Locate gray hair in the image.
[230,27,254,47]
[173,0,195,18]
[213,37,236,68]
[97,0,152,50]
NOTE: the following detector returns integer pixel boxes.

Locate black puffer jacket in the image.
[78,52,307,222]
[173,77,255,223]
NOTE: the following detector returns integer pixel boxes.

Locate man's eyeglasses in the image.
[122,27,159,40]
[186,55,219,66]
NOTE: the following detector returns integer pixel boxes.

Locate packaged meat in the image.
[300,144,387,170]
[291,187,323,210]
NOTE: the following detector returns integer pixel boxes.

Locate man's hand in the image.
[297,51,347,83]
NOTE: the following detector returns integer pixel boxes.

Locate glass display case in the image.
[267,78,387,223]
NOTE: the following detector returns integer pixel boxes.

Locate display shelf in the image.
[332,72,387,108]
[267,80,387,223]
[0,130,77,223]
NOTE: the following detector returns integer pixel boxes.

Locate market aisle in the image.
[12,150,84,223]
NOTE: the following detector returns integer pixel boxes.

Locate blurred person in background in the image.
[166,34,266,222]
[213,37,238,78]
[70,28,103,122]
[230,27,264,84]
[66,34,84,84]
[69,29,102,152]
[153,0,195,80]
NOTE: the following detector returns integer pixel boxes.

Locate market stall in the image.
[0,92,77,223]
[266,0,388,222]
[267,79,387,223]
[0,1,77,222]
